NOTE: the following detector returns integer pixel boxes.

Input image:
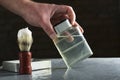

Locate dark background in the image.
[0,0,120,65]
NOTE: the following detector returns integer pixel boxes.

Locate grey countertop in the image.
[0,58,120,80]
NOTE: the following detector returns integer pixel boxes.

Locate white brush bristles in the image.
[17,27,33,51]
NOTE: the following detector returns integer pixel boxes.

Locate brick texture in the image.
[0,0,120,65]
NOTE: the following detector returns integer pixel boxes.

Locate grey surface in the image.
[0,58,120,80]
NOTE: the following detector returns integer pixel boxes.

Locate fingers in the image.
[40,19,56,39]
[72,21,84,33]
[65,6,76,25]
[63,31,74,42]
[39,4,82,39]
[62,6,83,33]
[55,5,76,25]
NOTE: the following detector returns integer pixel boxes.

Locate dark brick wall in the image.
[0,0,120,65]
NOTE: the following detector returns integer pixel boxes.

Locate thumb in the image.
[41,20,56,39]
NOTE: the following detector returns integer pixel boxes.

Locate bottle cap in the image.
[54,19,72,34]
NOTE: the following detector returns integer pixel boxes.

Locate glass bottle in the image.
[53,19,93,68]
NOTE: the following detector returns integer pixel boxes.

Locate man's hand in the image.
[0,0,83,39]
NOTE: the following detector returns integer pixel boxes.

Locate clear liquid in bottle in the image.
[53,19,93,68]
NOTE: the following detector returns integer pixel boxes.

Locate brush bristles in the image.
[18,41,32,51]
[17,27,33,51]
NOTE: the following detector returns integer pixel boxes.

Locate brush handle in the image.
[19,52,32,74]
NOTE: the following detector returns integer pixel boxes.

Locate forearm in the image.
[0,0,31,16]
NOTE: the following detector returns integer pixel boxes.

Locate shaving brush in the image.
[17,27,33,74]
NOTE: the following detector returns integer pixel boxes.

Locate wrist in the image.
[17,0,37,18]
[12,0,33,17]
[16,0,33,16]
[0,0,32,16]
